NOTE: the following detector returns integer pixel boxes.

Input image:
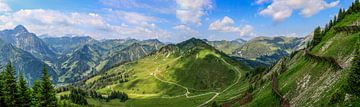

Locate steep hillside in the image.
[97,43,157,72]
[80,38,251,106]
[56,39,164,83]
[0,39,57,85]
[0,25,57,61]
[240,8,360,107]
[59,44,106,83]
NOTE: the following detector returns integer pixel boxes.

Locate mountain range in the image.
[0,25,303,85]
[73,4,359,106]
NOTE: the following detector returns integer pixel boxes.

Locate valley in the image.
[0,0,359,107]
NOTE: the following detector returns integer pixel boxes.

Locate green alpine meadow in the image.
[0,0,359,107]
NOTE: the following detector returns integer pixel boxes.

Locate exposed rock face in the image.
[0,25,57,61]
[0,38,57,85]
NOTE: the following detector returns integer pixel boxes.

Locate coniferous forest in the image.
[0,63,57,107]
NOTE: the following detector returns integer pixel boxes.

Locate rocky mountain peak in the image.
[14,25,28,33]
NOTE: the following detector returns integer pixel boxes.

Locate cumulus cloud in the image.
[100,0,174,14]
[259,0,340,22]
[256,0,271,4]
[100,0,150,8]
[173,24,200,35]
[175,0,213,25]
[106,10,158,28]
[209,16,253,36]
[0,9,171,40]
[0,0,11,12]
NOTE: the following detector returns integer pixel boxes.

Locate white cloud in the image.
[256,0,271,4]
[175,0,213,25]
[107,10,158,28]
[100,0,150,8]
[259,0,340,22]
[0,0,11,12]
[100,0,174,14]
[173,24,199,35]
[0,9,171,40]
[174,24,192,31]
[209,16,254,36]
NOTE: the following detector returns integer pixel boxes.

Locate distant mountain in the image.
[0,38,57,85]
[206,37,302,66]
[55,38,164,83]
[233,38,247,43]
[97,43,157,72]
[206,39,244,54]
[232,36,302,65]
[0,25,57,62]
[58,44,106,83]
[98,39,140,50]
[98,39,164,50]
[42,36,98,54]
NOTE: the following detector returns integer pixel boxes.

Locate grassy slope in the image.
[81,39,251,106]
[245,13,360,107]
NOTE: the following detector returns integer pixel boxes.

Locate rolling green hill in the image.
[78,38,251,106]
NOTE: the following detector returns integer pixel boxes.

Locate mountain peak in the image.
[178,38,206,45]
[143,39,161,43]
[14,25,28,32]
[233,38,247,43]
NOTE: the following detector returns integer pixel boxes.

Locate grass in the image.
[78,42,251,107]
[87,98,126,107]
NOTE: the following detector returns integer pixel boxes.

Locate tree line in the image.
[309,0,360,49]
[60,88,129,105]
[0,63,57,107]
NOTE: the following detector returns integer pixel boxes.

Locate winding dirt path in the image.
[272,75,290,107]
[149,57,244,107]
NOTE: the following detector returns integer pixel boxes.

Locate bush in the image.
[61,88,89,105]
[108,91,129,102]
[329,91,345,105]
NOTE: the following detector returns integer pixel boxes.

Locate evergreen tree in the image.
[40,64,57,107]
[2,63,19,107]
[346,43,360,96]
[310,27,323,49]
[18,72,32,107]
[0,69,5,106]
[31,80,42,107]
[355,0,360,12]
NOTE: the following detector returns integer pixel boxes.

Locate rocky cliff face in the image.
[0,25,57,61]
[0,39,57,85]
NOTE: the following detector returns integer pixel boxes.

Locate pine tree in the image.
[2,63,19,107]
[355,0,360,12]
[31,80,42,107]
[346,43,360,96]
[40,64,57,107]
[18,72,32,107]
[310,27,323,49]
[0,70,5,106]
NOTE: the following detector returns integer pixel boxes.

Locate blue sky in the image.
[0,0,353,42]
